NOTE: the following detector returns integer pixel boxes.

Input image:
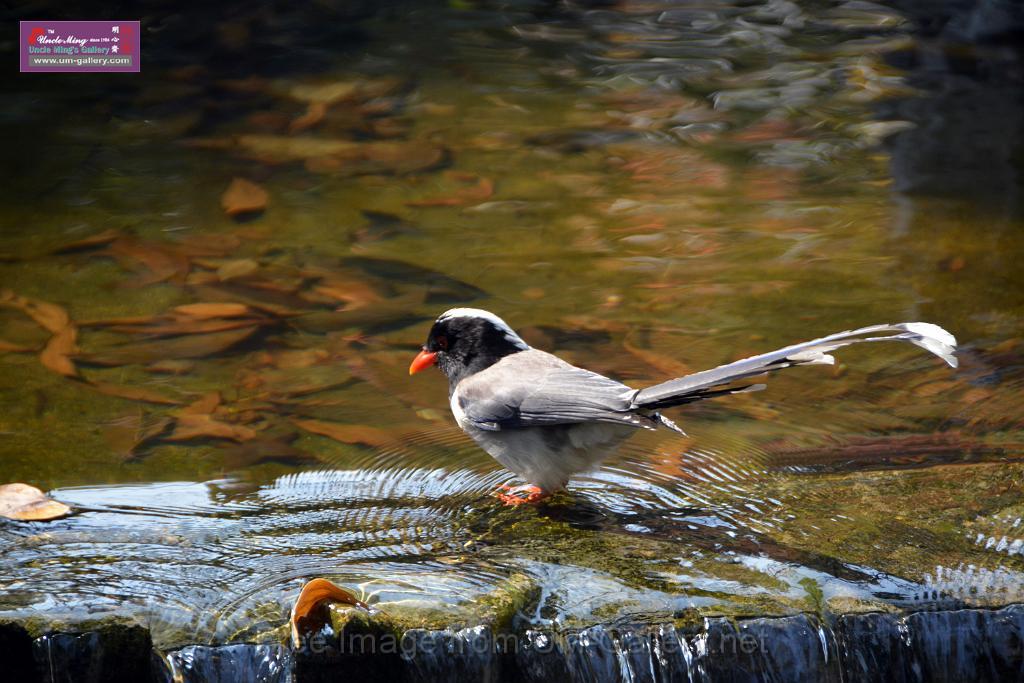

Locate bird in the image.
[409,308,957,505]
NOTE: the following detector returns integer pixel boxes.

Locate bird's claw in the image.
[494,484,547,506]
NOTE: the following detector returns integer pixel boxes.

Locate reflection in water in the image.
[0,0,1023,660]
[881,6,1024,217]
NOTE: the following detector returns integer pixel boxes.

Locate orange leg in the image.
[494,483,549,506]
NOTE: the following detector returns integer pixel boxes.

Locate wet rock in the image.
[293,605,402,683]
[0,621,34,683]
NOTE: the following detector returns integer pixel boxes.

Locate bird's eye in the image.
[436,335,449,350]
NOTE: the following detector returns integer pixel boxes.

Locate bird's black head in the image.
[409,308,529,387]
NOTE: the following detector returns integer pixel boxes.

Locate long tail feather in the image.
[631,322,956,410]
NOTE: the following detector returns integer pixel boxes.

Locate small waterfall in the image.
[165,644,292,683]
[4,605,1023,682]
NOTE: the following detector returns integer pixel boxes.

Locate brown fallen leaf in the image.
[191,134,360,163]
[146,359,196,375]
[303,279,384,310]
[221,178,269,216]
[0,339,36,353]
[0,291,80,377]
[77,314,162,327]
[103,414,174,459]
[0,290,70,334]
[289,102,327,134]
[189,283,309,317]
[87,380,183,405]
[106,237,190,287]
[622,340,692,377]
[354,141,447,176]
[291,419,393,447]
[269,348,330,370]
[171,232,244,258]
[79,326,259,366]
[216,258,260,281]
[174,302,253,319]
[238,364,350,398]
[51,229,122,254]
[406,172,494,207]
[40,325,79,377]
[107,318,264,337]
[0,483,71,521]
[290,578,369,648]
[189,134,446,176]
[222,436,317,469]
[166,414,257,442]
[181,391,222,415]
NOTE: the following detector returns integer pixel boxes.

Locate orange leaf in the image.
[87,380,183,405]
[0,339,35,353]
[51,229,122,254]
[291,419,393,447]
[167,414,257,442]
[288,102,327,134]
[106,238,190,287]
[221,178,269,216]
[180,391,222,415]
[174,302,253,319]
[406,172,494,207]
[0,290,70,334]
[622,340,692,377]
[40,325,79,377]
[290,578,368,648]
[79,326,259,365]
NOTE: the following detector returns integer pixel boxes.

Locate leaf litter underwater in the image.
[0,0,1023,654]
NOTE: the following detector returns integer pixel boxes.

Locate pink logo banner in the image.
[20,21,140,73]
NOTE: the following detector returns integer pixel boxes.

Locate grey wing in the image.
[456,353,647,431]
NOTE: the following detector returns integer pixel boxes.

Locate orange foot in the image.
[494,483,548,506]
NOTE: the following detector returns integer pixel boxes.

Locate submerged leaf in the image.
[166,414,257,442]
[290,578,369,648]
[216,259,260,282]
[181,391,222,415]
[103,414,174,459]
[146,359,196,375]
[87,381,183,405]
[188,134,446,176]
[622,340,692,377]
[0,290,70,334]
[105,238,190,287]
[107,318,263,337]
[40,325,79,377]
[291,419,393,447]
[51,229,122,254]
[0,483,71,521]
[222,436,317,469]
[174,302,253,319]
[0,291,80,377]
[221,178,269,217]
[406,172,494,207]
[289,102,327,134]
[0,339,36,353]
[80,326,259,366]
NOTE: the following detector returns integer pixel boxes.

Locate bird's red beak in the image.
[409,349,438,375]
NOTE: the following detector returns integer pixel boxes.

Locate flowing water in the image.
[2,0,1023,677]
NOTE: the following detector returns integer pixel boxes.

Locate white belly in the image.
[455,412,634,491]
